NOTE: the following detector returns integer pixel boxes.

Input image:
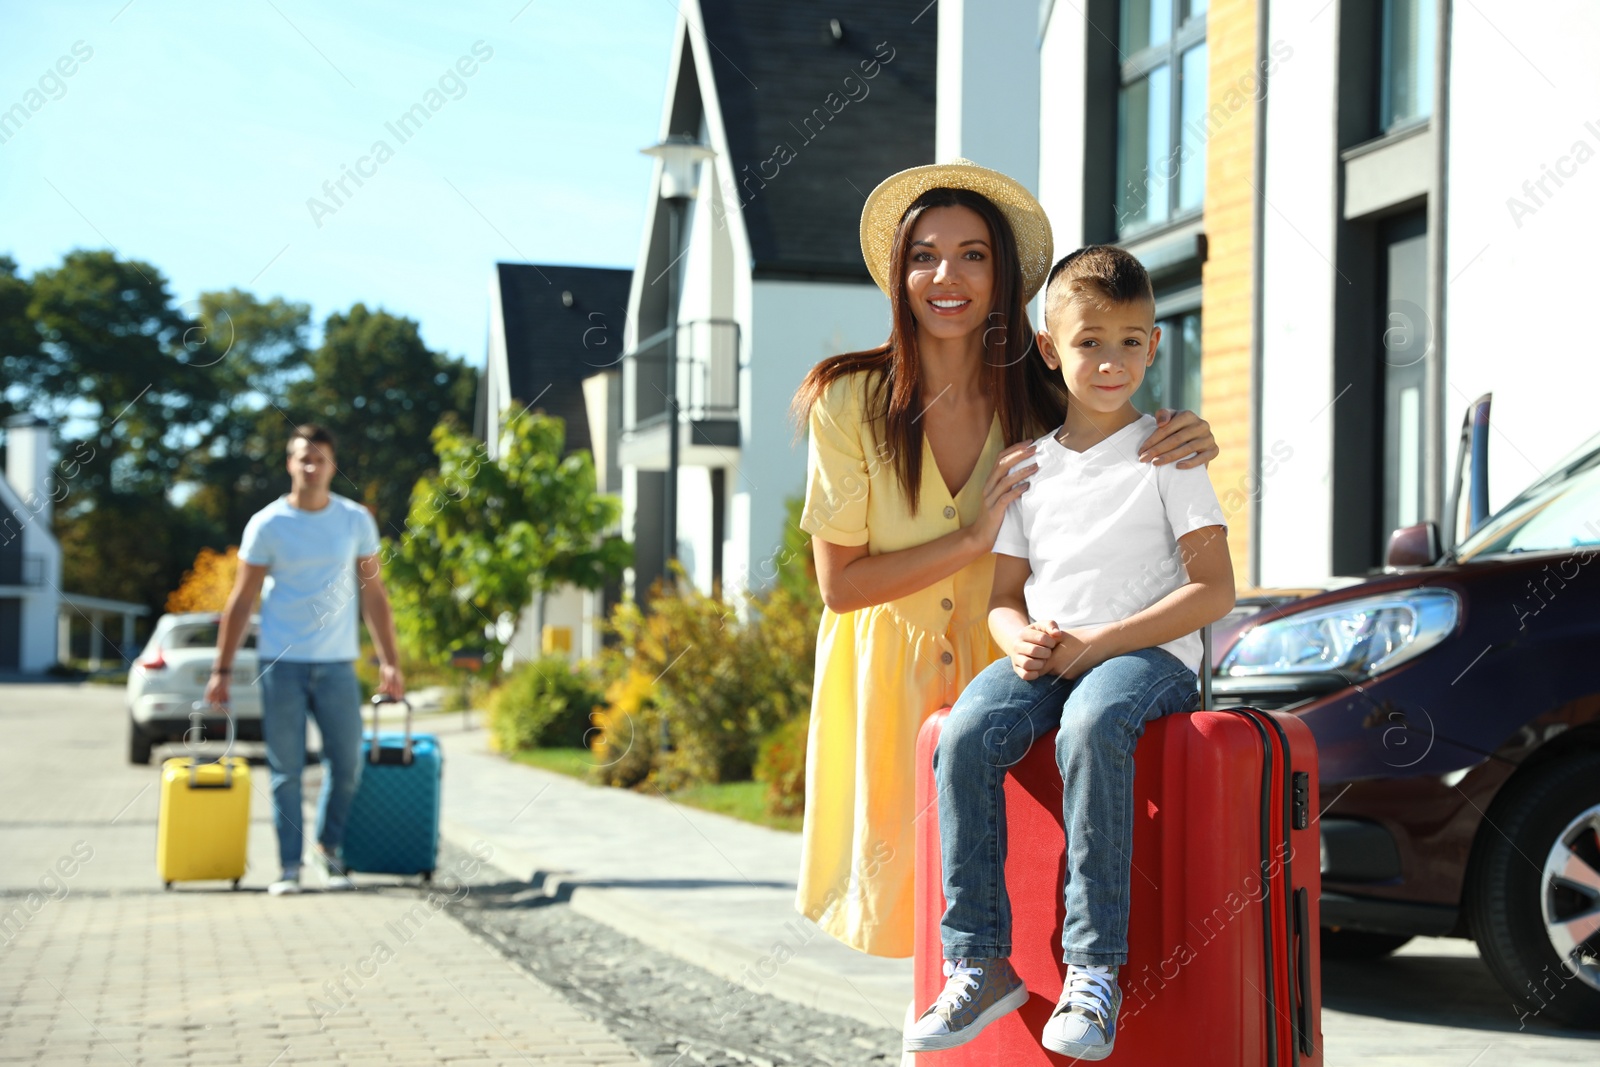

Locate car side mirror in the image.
[1386,521,1441,567]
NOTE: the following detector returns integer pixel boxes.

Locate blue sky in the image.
[0,0,678,367]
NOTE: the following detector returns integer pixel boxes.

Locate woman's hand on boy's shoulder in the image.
[1139,409,1218,469]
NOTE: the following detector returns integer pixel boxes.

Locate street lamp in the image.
[640,134,714,581]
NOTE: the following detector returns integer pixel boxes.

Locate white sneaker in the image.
[1041,964,1121,1060]
[267,870,302,896]
[314,849,355,891]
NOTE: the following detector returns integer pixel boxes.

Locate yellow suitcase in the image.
[156,755,250,889]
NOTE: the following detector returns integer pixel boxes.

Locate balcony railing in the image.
[622,318,741,431]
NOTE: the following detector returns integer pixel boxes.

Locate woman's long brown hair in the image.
[791,188,1067,513]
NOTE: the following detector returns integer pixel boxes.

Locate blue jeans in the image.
[936,648,1200,966]
[260,660,364,873]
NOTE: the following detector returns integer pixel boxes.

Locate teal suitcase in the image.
[340,696,441,880]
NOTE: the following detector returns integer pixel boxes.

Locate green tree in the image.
[21,251,225,611]
[0,256,40,424]
[28,250,221,501]
[385,410,631,668]
[182,290,314,537]
[285,303,476,534]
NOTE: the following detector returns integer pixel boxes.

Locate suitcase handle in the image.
[368,694,413,765]
[1200,625,1212,708]
[186,701,237,788]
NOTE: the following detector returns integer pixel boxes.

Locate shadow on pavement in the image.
[446,874,796,911]
[1322,954,1600,1037]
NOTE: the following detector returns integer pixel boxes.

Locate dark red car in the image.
[1211,397,1600,1027]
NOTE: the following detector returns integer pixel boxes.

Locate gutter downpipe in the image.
[1248,0,1270,588]
[1426,0,1453,524]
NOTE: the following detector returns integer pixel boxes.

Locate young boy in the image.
[904,246,1234,1059]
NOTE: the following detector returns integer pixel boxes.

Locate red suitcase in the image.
[912,700,1323,1065]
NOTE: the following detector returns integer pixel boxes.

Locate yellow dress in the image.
[796,370,1005,958]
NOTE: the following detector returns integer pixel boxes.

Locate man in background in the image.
[206,423,404,894]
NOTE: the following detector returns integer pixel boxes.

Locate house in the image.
[0,416,149,672]
[613,0,936,602]
[0,416,62,671]
[953,0,1600,587]
[479,263,633,662]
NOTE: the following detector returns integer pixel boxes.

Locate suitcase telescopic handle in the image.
[1201,625,1213,709]
[369,693,413,764]
[186,701,237,787]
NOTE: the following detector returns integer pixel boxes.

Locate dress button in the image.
[943,505,956,519]
[940,651,953,665]
[941,598,953,611]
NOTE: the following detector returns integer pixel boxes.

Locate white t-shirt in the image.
[238,494,382,662]
[992,414,1227,673]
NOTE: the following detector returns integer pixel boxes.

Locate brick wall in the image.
[1201,0,1259,590]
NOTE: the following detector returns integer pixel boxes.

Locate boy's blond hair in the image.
[1043,245,1155,332]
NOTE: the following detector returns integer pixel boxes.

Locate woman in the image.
[792,160,1218,958]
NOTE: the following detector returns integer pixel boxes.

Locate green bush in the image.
[590,669,660,788]
[487,656,603,752]
[601,565,820,791]
[590,495,822,797]
[755,712,809,818]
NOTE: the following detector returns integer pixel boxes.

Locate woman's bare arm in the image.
[812,441,1038,613]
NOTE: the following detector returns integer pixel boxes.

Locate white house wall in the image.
[734,280,890,598]
[1256,3,1339,587]
[1445,1,1600,508]
[937,0,1040,191]
[1038,3,1089,253]
[0,476,62,672]
[484,267,511,446]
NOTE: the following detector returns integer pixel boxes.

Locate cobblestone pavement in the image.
[435,840,900,1067]
[0,682,636,1066]
[0,871,646,1066]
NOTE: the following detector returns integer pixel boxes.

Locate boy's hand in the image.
[1009,620,1061,680]
[1044,626,1111,680]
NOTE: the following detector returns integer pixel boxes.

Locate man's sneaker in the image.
[903,957,1028,1052]
[314,849,355,891]
[267,869,301,896]
[1041,964,1121,1060]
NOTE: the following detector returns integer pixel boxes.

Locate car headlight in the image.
[1219,589,1459,679]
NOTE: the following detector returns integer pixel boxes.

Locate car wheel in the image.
[1468,751,1600,1028]
[1320,928,1412,959]
[129,721,153,765]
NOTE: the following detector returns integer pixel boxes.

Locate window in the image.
[1379,0,1434,132]
[1378,212,1429,551]
[1132,310,1202,414]
[1116,1,1208,236]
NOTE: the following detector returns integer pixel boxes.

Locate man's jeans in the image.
[936,648,1200,967]
[259,660,364,873]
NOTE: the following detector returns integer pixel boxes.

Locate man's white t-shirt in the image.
[992,414,1227,674]
[238,494,382,662]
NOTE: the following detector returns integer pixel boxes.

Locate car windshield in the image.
[167,622,258,650]
[1456,431,1600,561]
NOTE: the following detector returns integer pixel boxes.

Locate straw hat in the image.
[859,158,1054,302]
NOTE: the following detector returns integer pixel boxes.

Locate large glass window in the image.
[1379,0,1434,131]
[1116,1,1208,236]
[1132,310,1202,415]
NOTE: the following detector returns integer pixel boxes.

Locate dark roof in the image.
[691,0,936,280]
[491,263,633,455]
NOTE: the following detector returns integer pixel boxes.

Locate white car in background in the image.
[127,612,262,764]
